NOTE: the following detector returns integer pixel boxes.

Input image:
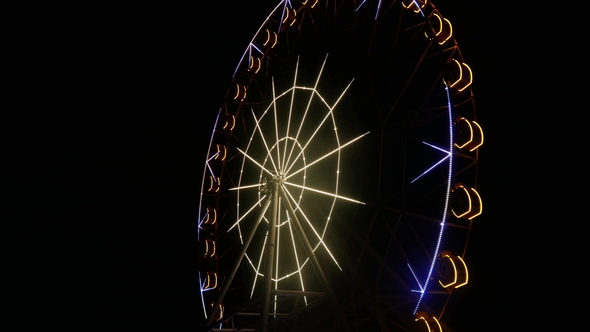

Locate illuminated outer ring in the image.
[198,1,479,330]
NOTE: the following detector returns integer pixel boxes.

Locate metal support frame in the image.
[279,185,352,332]
[260,181,279,332]
[206,177,352,331]
[205,197,273,330]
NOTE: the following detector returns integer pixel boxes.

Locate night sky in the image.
[9,1,535,331]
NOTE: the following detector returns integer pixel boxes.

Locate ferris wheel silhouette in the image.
[198,1,482,331]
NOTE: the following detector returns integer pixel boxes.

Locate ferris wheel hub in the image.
[259,174,284,194]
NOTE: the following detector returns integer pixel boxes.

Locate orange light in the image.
[451,186,471,219]
[216,304,223,320]
[449,59,473,92]
[469,121,483,151]
[210,302,223,321]
[417,317,432,332]
[467,187,482,219]
[451,185,482,220]
[438,253,468,290]
[263,29,278,48]
[441,17,452,44]
[455,256,469,288]
[302,0,319,8]
[454,117,473,150]
[282,7,297,26]
[416,312,442,332]
[204,239,216,258]
[215,144,227,161]
[233,84,247,101]
[433,13,443,34]
[248,56,261,74]
[432,317,442,332]
[431,13,452,45]
[208,176,220,193]
[454,117,483,151]
[205,207,217,225]
[458,62,472,92]
[438,254,458,288]
[402,0,427,13]
[291,10,297,26]
[449,59,463,89]
[222,114,235,131]
[233,84,240,100]
[204,271,217,290]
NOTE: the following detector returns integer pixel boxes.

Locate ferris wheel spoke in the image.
[409,140,452,184]
[410,154,450,184]
[287,214,308,306]
[227,195,268,232]
[284,78,355,175]
[270,78,284,174]
[281,57,300,172]
[282,185,342,271]
[206,151,219,163]
[205,162,217,183]
[284,131,370,181]
[237,147,275,177]
[356,0,367,11]
[422,141,450,154]
[229,183,262,191]
[375,0,383,20]
[283,54,330,170]
[198,273,208,319]
[274,205,281,317]
[251,109,281,174]
[408,1,427,17]
[283,181,365,205]
[407,262,425,294]
[249,229,269,299]
[197,212,207,229]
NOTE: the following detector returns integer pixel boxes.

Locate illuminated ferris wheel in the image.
[198,1,483,331]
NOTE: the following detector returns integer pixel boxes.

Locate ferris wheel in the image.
[198,1,483,331]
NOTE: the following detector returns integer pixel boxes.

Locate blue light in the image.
[422,141,448,154]
[375,0,383,20]
[355,0,367,11]
[277,1,288,34]
[407,263,424,293]
[411,142,451,183]
[411,154,449,184]
[252,44,263,55]
[197,213,207,229]
[198,272,207,319]
[206,163,216,182]
[233,1,285,77]
[412,0,425,18]
[413,83,454,314]
[207,151,220,163]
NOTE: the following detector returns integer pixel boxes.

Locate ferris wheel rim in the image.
[198,1,480,330]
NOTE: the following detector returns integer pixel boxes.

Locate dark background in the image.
[8,1,539,330]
